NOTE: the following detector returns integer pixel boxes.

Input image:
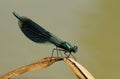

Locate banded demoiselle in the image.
[13,12,78,57]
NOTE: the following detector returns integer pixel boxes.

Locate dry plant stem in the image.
[64,58,95,79]
[0,57,63,79]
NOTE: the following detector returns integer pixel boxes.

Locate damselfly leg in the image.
[51,47,63,57]
[51,48,76,60]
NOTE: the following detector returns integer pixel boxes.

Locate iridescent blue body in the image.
[13,12,78,53]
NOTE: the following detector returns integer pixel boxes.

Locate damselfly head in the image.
[71,46,78,53]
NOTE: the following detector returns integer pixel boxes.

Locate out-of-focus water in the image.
[0,0,120,79]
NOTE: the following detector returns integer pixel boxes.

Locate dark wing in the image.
[18,18,64,47]
[18,18,51,43]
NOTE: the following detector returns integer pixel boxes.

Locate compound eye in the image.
[72,46,78,53]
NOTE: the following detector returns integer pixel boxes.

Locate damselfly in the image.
[13,12,78,57]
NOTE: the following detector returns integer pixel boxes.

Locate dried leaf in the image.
[64,58,95,79]
[0,57,63,79]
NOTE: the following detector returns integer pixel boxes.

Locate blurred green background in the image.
[0,0,120,79]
